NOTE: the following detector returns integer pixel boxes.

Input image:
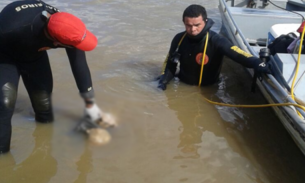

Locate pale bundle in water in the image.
[76,114,116,145]
[86,128,111,145]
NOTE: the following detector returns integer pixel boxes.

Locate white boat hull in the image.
[219,0,305,155]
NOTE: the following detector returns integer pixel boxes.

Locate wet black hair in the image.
[182,4,207,22]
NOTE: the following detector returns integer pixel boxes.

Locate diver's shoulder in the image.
[173,31,186,39]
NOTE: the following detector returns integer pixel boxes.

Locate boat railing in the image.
[267,74,305,118]
[221,2,254,51]
[220,0,305,120]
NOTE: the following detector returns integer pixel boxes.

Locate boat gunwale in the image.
[219,0,305,154]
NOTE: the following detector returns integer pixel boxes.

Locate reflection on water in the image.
[74,146,93,183]
[163,84,268,182]
[1,123,56,182]
[1,0,305,183]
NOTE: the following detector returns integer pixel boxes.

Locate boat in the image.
[218,0,305,155]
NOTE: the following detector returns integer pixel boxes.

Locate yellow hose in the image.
[290,21,305,116]
[198,32,209,86]
[291,23,305,100]
[197,30,305,116]
[291,22,305,100]
[178,33,187,46]
[160,29,305,116]
[202,96,305,112]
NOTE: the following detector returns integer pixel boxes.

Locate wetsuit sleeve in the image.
[162,40,178,74]
[212,33,261,68]
[160,34,182,83]
[65,48,94,95]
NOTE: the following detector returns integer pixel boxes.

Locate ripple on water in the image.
[93,60,168,103]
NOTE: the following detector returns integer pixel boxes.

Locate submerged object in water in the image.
[87,128,111,145]
[76,117,111,145]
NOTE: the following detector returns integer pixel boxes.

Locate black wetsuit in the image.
[162,18,261,86]
[0,0,93,153]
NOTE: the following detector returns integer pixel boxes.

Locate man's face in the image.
[183,15,206,36]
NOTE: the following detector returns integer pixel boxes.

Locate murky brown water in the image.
[1,0,305,183]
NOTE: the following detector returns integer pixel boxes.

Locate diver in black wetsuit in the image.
[158,4,271,90]
[0,0,115,154]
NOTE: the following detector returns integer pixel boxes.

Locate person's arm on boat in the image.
[214,34,271,74]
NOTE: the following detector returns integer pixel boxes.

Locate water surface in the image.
[1,0,305,183]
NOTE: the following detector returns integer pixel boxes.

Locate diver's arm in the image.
[65,48,93,95]
[214,35,257,67]
[158,68,175,90]
[65,48,116,126]
[214,34,271,73]
[158,52,177,90]
[158,34,183,90]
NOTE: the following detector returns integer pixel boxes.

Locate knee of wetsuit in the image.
[0,147,10,154]
[1,83,17,110]
[30,91,54,123]
[0,128,11,154]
